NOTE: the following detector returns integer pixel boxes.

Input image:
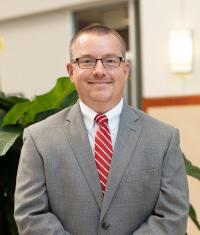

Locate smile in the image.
[88,82,112,84]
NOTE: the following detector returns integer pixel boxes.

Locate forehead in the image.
[73,33,122,57]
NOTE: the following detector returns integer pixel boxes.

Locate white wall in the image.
[0,0,126,99]
[1,0,200,98]
[140,0,200,98]
[0,9,73,98]
[140,2,200,234]
[0,0,101,21]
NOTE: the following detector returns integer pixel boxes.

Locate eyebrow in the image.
[77,53,120,58]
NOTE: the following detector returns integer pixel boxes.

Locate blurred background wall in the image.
[0,0,199,234]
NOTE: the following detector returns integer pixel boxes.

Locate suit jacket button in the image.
[102,222,109,230]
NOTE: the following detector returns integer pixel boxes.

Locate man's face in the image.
[67,33,130,113]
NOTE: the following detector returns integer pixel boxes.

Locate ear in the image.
[124,61,130,81]
[66,63,74,83]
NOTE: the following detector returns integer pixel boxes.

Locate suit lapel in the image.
[62,102,141,217]
[63,102,103,209]
[100,103,141,221]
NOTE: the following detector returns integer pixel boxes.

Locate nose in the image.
[93,59,106,77]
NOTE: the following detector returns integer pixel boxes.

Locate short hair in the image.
[69,24,126,62]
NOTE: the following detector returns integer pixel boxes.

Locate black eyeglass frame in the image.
[72,57,125,69]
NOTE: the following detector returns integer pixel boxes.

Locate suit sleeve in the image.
[133,128,189,235]
[14,128,71,235]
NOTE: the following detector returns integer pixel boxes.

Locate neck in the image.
[80,99,122,114]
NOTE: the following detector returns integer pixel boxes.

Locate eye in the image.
[81,58,94,64]
[85,59,93,63]
[107,59,115,63]
[104,58,117,64]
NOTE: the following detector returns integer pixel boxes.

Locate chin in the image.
[90,95,112,103]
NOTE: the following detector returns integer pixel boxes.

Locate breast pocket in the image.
[127,168,160,192]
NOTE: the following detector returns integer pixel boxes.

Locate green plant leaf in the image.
[34,109,61,122]
[5,198,19,235]
[1,96,29,105]
[0,98,13,111]
[0,96,29,112]
[189,203,200,230]
[0,77,78,235]
[60,90,78,109]
[0,146,20,199]
[0,126,22,156]
[1,101,35,127]
[0,109,7,126]
[183,153,200,181]
[22,77,76,125]
[0,185,8,235]
[0,91,5,98]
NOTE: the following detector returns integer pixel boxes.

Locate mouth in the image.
[88,81,112,85]
[88,82,112,88]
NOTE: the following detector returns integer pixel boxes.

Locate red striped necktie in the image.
[94,114,113,194]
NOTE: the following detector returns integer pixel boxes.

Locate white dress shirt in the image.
[79,99,123,156]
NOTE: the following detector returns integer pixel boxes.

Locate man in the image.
[14,25,189,235]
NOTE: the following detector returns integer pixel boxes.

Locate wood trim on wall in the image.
[143,95,200,113]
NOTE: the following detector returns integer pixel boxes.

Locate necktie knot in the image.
[95,114,108,125]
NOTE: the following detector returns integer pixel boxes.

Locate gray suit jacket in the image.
[14,101,189,235]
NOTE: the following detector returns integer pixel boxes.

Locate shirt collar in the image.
[79,99,123,131]
[79,100,97,131]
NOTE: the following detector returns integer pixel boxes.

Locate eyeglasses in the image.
[72,57,124,69]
